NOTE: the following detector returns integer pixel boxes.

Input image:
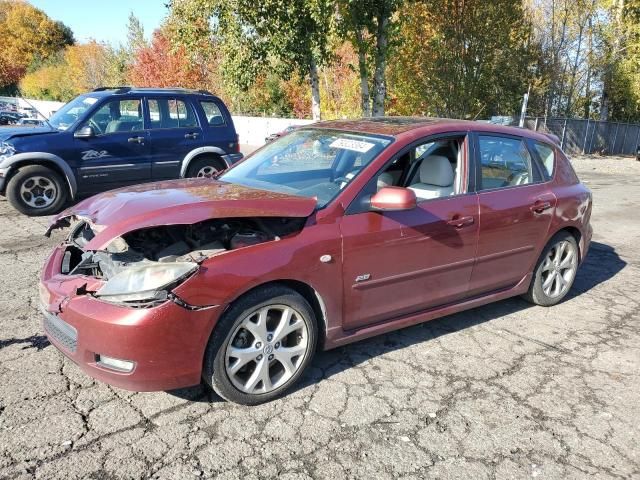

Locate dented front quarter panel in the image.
[47,178,317,250]
[171,215,344,343]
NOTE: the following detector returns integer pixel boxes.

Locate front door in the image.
[74,97,151,194]
[340,134,479,330]
[467,133,556,296]
[146,97,204,180]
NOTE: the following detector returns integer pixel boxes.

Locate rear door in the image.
[74,97,151,193]
[467,133,556,296]
[146,97,204,180]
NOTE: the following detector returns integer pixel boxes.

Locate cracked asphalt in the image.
[0,155,638,479]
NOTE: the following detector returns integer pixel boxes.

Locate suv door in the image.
[340,134,479,330]
[74,97,150,194]
[146,97,203,180]
[467,133,556,296]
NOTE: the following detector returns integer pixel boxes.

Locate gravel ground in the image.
[0,155,639,479]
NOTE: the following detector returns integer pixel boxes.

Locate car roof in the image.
[86,87,222,100]
[310,117,559,146]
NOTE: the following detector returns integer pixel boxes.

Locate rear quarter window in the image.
[532,141,555,180]
[200,101,226,126]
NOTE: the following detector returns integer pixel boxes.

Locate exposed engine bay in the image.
[63,217,306,280]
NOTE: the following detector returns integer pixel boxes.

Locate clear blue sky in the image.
[29,0,168,46]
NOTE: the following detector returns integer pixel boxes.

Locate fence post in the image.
[588,120,597,154]
[612,123,620,155]
[534,117,539,131]
[561,118,568,150]
[620,123,628,155]
[583,119,590,154]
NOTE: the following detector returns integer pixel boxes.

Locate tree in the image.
[129,30,205,88]
[388,0,534,119]
[169,0,333,120]
[0,0,74,90]
[336,0,403,116]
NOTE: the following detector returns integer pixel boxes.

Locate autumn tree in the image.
[0,0,74,91]
[169,0,332,120]
[129,30,205,88]
[388,0,534,118]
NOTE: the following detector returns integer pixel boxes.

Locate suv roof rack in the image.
[93,86,132,94]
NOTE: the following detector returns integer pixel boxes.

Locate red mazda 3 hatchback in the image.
[40,118,592,405]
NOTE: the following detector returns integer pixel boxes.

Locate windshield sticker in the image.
[330,138,375,153]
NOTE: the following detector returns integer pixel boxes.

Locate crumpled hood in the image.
[47,178,316,250]
[0,126,57,142]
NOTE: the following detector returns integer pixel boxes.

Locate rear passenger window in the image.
[532,141,555,179]
[200,101,226,126]
[478,136,535,190]
[147,98,199,129]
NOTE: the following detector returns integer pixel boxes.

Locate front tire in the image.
[523,232,579,306]
[203,285,317,405]
[6,165,68,216]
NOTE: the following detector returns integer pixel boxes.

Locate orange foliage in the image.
[129,30,205,89]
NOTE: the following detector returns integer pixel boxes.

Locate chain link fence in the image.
[518,117,640,156]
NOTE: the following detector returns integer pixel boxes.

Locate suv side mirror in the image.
[74,125,95,139]
[370,187,417,211]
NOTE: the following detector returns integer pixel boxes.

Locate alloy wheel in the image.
[19,175,57,209]
[540,240,578,298]
[225,305,309,394]
[196,166,218,178]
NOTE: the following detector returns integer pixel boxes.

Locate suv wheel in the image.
[203,285,318,405]
[186,155,226,178]
[523,232,579,306]
[6,165,68,216]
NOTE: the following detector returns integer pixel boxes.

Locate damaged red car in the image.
[40,118,592,405]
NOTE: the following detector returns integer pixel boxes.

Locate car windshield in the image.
[220,128,392,208]
[48,95,100,131]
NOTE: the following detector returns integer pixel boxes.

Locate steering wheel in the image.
[89,119,103,135]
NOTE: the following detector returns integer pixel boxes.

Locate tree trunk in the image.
[372,15,388,117]
[355,30,370,117]
[309,57,321,121]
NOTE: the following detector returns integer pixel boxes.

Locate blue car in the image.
[0,87,243,215]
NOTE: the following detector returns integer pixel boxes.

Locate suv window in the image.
[85,99,143,134]
[200,101,226,126]
[532,141,555,179]
[478,136,535,190]
[147,98,199,129]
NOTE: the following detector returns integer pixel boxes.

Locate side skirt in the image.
[324,273,532,350]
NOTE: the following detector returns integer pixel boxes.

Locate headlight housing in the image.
[95,262,198,304]
[0,141,16,161]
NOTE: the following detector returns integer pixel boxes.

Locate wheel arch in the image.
[214,279,329,351]
[2,152,77,198]
[180,147,228,177]
[547,225,584,261]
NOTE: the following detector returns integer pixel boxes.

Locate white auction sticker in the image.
[329,138,375,153]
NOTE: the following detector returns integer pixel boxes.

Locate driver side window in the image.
[478,136,534,190]
[84,99,143,135]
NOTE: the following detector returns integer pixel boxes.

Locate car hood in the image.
[0,126,57,142]
[47,178,317,250]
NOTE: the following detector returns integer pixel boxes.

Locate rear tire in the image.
[6,165,68,216]
[523,232,579,306]
[186,155,226,178]
[203,285,317,405]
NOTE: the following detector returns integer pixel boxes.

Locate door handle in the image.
[447,215,474,228]
[184,132,200,139]
[530,200,552,214]
[128,136,145,144]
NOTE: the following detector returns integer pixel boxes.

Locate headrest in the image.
[419,155,454,187]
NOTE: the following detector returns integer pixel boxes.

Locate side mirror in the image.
[74,125,95,139]
[370,187,417,211]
